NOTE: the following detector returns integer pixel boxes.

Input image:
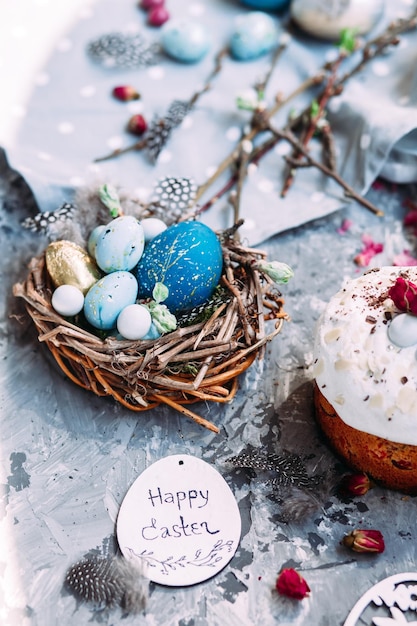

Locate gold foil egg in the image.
[45,240,102,295]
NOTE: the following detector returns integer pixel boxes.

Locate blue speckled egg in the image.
[95,215,145,273]
[230,12,279,60]
[134,221,223,314]
[84,271,138,330]
[240,0,290,10]
[87,224,106,257]
[161,19,211,63]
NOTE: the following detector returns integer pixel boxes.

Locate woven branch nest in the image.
[13,236,288,432]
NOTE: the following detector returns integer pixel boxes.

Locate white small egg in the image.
[117,304,152,340]
[87,224,106,257]
[51,284,85,316]
[141,218,167,242]
[388,313,417,348]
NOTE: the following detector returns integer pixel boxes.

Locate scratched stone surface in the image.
[2,142,417,626]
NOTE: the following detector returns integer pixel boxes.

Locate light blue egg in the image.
[141,322,161,341]
[161,19,211,63]
[95,215,145,273]
[84,271,138,330]
[134,221,223,314]
[230,12,279,60]
[240,0,290,10]
[87,224,106,257]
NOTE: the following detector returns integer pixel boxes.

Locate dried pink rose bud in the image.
[275,568,310,600]
[148,5,170,26]
[388,276,417,315]
[127,114,148,136]
[338,472,373,497]
[112,86,140,102]
[342,529,385,554]
[140,0,165,9]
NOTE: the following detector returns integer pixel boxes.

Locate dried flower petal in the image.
[388,276,417,315]
[127,114,148,136]
[112,85,140,101]
[275,568,310,600]
[393,250,417,267]
[342,529,385,553]
[336,218,353,235]
[354,234,383,267]
[338,472,373,497]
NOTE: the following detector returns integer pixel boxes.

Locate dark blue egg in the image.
[240,0,290,10]
[134,221,223,314]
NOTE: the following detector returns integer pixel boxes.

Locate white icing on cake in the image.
[313,267,417,445]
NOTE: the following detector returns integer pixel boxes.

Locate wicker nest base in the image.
[13,237,288,432]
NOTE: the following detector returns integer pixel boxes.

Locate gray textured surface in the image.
[2,146,417,625]
[2,0,417,622]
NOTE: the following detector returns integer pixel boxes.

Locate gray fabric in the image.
[5,0,417,245]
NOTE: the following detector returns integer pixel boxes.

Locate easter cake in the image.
[14,184,291,432]
[313,266,417,493]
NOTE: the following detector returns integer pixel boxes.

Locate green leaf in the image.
[98,183,122,218]
[310,99,320,119]
[152,282,169,304]
[338,28,357,54]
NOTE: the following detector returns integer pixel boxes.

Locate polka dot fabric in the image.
[2,0,417,245]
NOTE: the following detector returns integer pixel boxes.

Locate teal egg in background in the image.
[94,215,145,273]
[84,271,138,330]
[230,12,279,61]
[161,19,211,63]
[134,221,223,314]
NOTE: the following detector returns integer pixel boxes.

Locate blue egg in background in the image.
[84,271,138,330]
[134,221,223,314]
[161,19,211,63]
[240,0,290,10]
[230,12,279,61]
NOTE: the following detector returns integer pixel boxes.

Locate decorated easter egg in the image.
[84,271,138,330]
[134,221,223,314]
[290,0,384,40]
[45,240,102,295]
[161,19,211,63]
[51,284,84,317]
[95,215,145,273]
[87,224,106,257]
[230,12,278,61]
[116,304,152,340]
[141,217,167,242]
[240,0,290,10]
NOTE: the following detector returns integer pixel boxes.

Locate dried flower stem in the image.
[193,9,417,221]
[95,47,228,163]
[270,125,383,216]
[281,52,346,196]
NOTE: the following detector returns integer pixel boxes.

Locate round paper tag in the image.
[344,572,417,625]
[117,454,242,586]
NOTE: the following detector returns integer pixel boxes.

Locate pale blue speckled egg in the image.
[84,271,138,330]
[161,19,211,63]
[230,12,278,60]
[134,221,223,314]
[240,0,290,10]
[95,215,145,273]
[87,224,106,257]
